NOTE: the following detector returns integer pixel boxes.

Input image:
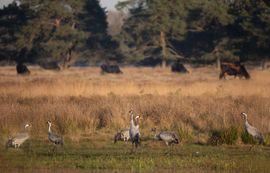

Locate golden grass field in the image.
[0,65,270,144]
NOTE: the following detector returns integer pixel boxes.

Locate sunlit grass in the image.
[0,65,270,172]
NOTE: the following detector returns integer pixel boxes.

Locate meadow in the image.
[0,65,270,172]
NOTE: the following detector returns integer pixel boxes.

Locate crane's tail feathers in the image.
[259,137,265,145]
[134,133,140,148]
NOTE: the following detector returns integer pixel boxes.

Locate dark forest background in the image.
[0,0,269,68]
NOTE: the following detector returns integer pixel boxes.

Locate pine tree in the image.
[0,2,27,63]
[228,0,270,64]
[15,0,115,67]
[117,0,189,66]
[118,0,233,65]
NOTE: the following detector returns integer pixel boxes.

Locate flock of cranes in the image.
[5,111,265,151]
[6,121,64,149]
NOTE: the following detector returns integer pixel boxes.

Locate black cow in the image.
[219,62,250,79]
[100,64,122,74]
[16,63,30,75]
[171,60,189,73]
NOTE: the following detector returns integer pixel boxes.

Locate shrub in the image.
[223,126,238,145]
[208,126,238,145]
[241,131,256,144]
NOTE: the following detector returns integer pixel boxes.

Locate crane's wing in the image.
[13,133,30,143]
[246,125,264,142]
[49,132,63,143]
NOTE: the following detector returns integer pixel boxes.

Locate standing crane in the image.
[114,128,130,143]
[47,121,63,145]
[129,110,140,149]
[6,123,31,148]
[241,112,264,148]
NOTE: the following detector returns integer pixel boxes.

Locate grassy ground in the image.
[0,65,270,172]
[1,138,270,173]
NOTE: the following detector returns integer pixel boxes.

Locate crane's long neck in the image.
[48,124,51,133]
[134,117,139,127]
[154,133,159,140]
[130,113,135,128]
[244,115,250,128]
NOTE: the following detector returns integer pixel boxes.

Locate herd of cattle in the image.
[16,61,251,80]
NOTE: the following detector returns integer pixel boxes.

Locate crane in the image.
[129,110,140,149]
[47,121,63,145]
[6,123,30,148]
[241,112,264,148]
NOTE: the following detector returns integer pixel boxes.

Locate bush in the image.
[208,126,238,145]
[223,126,238,145]
[241,131,256,144]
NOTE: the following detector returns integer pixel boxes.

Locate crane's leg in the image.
[130,142,134,154]
[130,141,138,154]
[49,144,57,156]
[164,142,172,155]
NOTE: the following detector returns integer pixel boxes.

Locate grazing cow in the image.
[16,63,30,75]
[171,60,189,73]
[101,64,122,74]
[39,62,61,71]
[219,62,250,80]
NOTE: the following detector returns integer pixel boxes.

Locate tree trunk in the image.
[62,42,77,69]
[62,48,72,69]
[160,31,166,68]
[213,47,221,71]
[216,56,221,71]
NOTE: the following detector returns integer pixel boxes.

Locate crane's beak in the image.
[135,115,142,120]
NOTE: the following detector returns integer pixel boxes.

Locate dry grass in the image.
[0,65,270,144]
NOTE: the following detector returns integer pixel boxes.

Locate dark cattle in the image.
[16,63,30,75]
[171,60,189,73]
[39,62,61,71]
[219,62,250,79]
[101,64,122,74]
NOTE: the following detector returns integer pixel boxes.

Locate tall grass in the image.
[0,66,269,144]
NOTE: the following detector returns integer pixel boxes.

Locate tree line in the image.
[0,0,269,67]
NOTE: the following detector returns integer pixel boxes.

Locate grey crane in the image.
[47,121,63,145]
[6,123,30,148]
[114,128,130,143]
[153,130,180,146]
[241,112,264,145]
[129,110,140,148]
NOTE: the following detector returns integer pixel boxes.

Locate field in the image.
[0,65,270,173]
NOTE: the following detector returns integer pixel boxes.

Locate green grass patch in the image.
[1,138,270,172]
